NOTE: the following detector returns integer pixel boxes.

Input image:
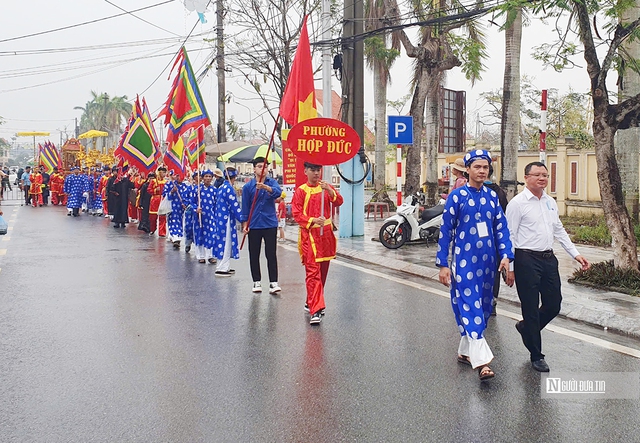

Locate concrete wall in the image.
[380,138,607,216]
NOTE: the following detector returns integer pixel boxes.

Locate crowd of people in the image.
[17,157,343,325]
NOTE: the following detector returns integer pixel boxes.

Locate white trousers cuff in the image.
[458,335,494,369]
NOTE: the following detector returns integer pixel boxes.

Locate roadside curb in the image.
[336,245,640,340]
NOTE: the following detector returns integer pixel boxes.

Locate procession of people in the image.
[18,156,344,326]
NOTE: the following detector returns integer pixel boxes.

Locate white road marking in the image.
[2,236,9,241]
[331,254,640,359]
[0,249,6,255]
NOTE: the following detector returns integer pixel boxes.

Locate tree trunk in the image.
[616,1,640,222]
[374,65,388,192]
[593,111,638,269]
[406,67,429,197]
[500,7,522,200]
[424,75,442,206]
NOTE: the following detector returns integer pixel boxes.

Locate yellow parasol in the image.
[16,131,51,165]
[78,130,109,154]
[78,130,109,139]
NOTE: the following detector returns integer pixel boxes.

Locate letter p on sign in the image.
[388,116,413,145]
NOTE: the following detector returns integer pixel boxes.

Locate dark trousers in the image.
[514,249,562,361]
[248,227,278,283]
[23,185,30,205]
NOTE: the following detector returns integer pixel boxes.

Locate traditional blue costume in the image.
[214,172,243,273]
[194,171,217,261]
[64,168,85,216]
[436,150,514,369]
[183,175,198,252]
[163,179,187,245]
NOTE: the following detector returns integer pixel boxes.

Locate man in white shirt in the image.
[506,162,590,372]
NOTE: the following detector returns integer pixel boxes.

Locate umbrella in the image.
[205,140,251,159]
[218,144,283,164]
[78,130,109,139]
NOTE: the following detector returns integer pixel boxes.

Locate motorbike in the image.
[378,193,445,249]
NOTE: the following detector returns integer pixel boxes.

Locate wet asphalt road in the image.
[1,204,640,442]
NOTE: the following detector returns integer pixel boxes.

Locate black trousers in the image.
[514,249,562,361]
[248,227,278,283]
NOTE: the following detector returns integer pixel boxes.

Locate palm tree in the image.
[500,7,523,200]
[365,0,401,199]
[385,0,487,204]
[74,91,132,149]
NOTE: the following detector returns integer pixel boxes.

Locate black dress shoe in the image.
[531,359,550,372]
[515,321,529,348]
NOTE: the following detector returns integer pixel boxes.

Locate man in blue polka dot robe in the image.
[436,149,515,381]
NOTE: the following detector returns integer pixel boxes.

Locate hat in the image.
[464,149,492,167]
[303,161,322,170]
[201,169,213,177]
[213,168,224,178]
[251,157,266,166]
[157,166,167,172]
[192,171,199,178]
[452,158,466,173]
[224,167,238,179]
[280,191,286,199]
[111,166,118,172]
[103,165,110,171]
[148,172,156,178]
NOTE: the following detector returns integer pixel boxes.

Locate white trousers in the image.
[196,245,212,260]
[216,219,233,272]
[458,335,494,369]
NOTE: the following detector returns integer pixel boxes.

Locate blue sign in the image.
[388,116,413,145]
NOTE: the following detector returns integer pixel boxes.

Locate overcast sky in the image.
[0,0,582,148]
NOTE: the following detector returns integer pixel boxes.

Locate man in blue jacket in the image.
[241,157,282,294]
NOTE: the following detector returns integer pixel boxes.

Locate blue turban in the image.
[201,169,213,177]
[464,149,492,167]
[224,168,238,179]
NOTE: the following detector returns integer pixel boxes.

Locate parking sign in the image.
[388,116,413,145]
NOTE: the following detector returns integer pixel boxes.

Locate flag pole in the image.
[240,114,281,250]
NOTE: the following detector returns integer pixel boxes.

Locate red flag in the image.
[279,16,317,126]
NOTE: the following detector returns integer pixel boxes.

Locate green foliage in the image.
[570,260,640,295]
[572,221,612,246]
[448,33,488,83]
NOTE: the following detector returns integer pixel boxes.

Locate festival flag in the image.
[163,137,186,179]
[279,16,317,126]
[185,126,205,166]
[115,96,161,172]
[158,47,211,147]
[39,141,61,173]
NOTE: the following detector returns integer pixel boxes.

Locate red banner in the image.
[288,118,360,166]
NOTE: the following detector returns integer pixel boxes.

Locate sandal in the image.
[457,355,471,366]
[208,258,216,264]
[478,365,495,381]
[198,259,206,264]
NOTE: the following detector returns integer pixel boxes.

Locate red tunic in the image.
[292,182,344,263]
[29,173,43,195]
[49,172,65,195]
[147,178,166,214]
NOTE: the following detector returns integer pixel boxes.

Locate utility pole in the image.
[339,0,365,238]
[216,0,227,143]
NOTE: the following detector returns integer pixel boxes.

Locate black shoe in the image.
[173,241,180,249]
[185,245,191,253]
[310,312,322,325]
[215,270,233,277]
[531,359,550,372]
[114,224,119,229]
[67,213,71,216]
[228,269,235,274]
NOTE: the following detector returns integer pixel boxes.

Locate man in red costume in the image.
[29,169,44,207]
[98,166,111,216]
[49,167,65,206]
[147,166,167,237]
[292,162,344,325]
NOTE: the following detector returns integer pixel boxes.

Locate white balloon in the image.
[183,0,196,12]
[194,0,208,13]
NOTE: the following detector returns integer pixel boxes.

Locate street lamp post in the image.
[102,93,109,153]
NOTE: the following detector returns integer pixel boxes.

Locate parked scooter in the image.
[379,193,445,249]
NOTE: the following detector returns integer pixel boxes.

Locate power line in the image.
[0,0,175,44]
[103,0,181,37]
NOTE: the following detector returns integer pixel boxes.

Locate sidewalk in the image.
[317,218,640,339]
